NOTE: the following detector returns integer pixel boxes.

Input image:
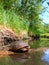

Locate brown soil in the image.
[0,25,20,41]
[0,47,49,57]
[0,50,16,57]
[0,51,15,55]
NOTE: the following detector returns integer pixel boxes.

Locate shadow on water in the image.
[0,40,49,65]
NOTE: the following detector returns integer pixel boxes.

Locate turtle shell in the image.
[10,41,29,52]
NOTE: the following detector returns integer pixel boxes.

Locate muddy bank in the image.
[0,26,20,43]
[0,47,49,57]
[0,51,15,57]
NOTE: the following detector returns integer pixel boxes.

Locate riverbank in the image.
[0,51,15,57]
[0,25,49,41]
[29,47,49,52]
[0,25,49,57]
[0,47,49,57]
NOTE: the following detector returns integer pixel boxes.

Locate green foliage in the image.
[6,10,28,33]
[0,0,47,35]
[44,24,49,33]
[30,40,49,49]
[0,10,28,33]
[0,0,29,33]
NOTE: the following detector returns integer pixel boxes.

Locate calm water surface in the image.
[0,40,49,65]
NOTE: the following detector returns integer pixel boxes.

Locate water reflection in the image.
[0,40,49,65]
[41,49,49,64]
[0,49,49,65]
[9,53,30,62]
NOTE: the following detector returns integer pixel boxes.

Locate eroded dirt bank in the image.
[0,25,49,57]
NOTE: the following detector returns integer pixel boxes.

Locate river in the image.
[0,39,49,65]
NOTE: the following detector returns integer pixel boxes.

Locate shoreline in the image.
[0,47,49,57]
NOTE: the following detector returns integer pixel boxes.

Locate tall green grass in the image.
[0,5,29,34]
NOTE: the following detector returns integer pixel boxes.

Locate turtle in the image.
[9,40,30,52]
